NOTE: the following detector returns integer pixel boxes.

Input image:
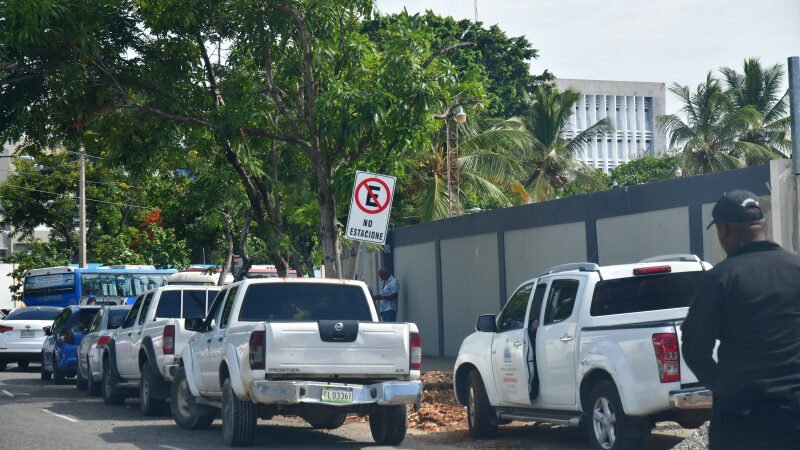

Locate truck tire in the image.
[369,405,407,445]
[466,370,498,439]
[52,353,66,385]
[306,412,347,430]
[87,357,101,396]
[102,360,126,405]
[40,353,51,381]
[222,378,257,446]
[586,381,645,450]
[139,360,167,416]
[170,366,214,430]
[76,364,87,390]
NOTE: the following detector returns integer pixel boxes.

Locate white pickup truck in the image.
[454,255,714,450]
[170,278,422,447]
[101,285,221,415]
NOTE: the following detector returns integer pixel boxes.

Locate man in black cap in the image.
[682,190,800,449]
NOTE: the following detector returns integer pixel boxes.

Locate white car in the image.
[76,305,131,395]
[0,306,63,370]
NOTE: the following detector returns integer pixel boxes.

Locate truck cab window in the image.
[496,284,533,333]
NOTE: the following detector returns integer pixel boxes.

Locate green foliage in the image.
[608,156,681,188]
[133,223,190,269]
[6,240,69,300]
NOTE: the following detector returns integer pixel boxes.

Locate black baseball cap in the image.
[706,190,764,229]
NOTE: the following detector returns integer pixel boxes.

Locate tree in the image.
[658,73,778,175]
[608,155,681,187]
[408,117,529,221]
[720,58,791,161]
[0,0,484,278]
[517,86,613,203]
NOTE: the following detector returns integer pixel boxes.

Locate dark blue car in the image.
[41,305,101,384]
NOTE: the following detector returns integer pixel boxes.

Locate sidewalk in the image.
[422,356,456,373]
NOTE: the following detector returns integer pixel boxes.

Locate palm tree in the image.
[658,73,776,175]
[411,117,530,221]
[720,58,791,161]
[516,86,613,203]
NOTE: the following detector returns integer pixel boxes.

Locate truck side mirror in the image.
[185,317,205,332]
[476,314,497,333]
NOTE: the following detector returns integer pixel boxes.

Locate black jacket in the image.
[681,241,800,412]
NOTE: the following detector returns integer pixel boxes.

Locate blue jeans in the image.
[380,309,397,322]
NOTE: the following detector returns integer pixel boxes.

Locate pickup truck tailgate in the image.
[264,322,410,377]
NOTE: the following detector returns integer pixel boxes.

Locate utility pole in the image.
[474,0,478,22]
[78,146,87,268]
[788,56,800,175]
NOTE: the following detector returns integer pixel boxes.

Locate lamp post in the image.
[673,165,683,178]
[444,106,467,217]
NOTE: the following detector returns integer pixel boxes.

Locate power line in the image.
[2,183,152,210]
[0,166,150,192]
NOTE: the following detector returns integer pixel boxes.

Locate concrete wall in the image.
[440,234,500,357]
[388,164,781,356]
[597,207,690,265]
[504,222,587,295]
[393,242,439,355]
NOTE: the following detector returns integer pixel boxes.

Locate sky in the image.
[375,0,800,114]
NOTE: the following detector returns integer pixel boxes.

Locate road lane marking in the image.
[41,408,79,423]
[1,389,13,397]
[160,446,185,450]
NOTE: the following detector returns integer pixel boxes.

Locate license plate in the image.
[20,330,35,338]
[321,387,353,404]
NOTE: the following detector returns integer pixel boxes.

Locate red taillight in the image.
[634,265,672,276]
[410,331,422,371]
[0,325,12,333]
[61,328,75,345]
[249,331,265,370]
[652,333,680,383]
[96,335,111,349]
[163,325,175,355]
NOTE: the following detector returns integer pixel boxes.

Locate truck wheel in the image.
[40,353,51,381]
[222,378,256,446]
[466,370,498,439]
[586,381,645,450]
[52,353,66,385]
[87,358,100,396]
[369,405,407,445]
[170,366,214,430]
[307,412,347,430]
[139,360,167,416]
[102,360,125,405]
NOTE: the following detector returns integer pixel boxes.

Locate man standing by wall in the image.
[373,268,399,322]
[682,190,800,449]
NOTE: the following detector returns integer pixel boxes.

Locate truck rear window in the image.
[590,271,702,317]
[238,283,372,322]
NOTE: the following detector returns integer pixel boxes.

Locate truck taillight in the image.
[249,330,265,370]
[96,335,111,349]
[163,325,175,355]
[652,333,680,383]
[410,331,421,371]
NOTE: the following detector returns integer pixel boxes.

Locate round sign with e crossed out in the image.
[354,177,391,214]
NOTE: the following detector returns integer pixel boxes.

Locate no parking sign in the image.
[346,171,396,245]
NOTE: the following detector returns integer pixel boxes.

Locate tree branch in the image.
[422,42,476,69]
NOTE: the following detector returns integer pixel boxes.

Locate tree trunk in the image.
[317,173,341,278]
[218,214,234,286]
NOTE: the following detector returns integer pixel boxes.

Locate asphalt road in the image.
[0,363,690,449]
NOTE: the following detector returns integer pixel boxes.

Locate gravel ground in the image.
[671,422,709,449]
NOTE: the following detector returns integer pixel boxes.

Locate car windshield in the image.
[67,309,101,329]
[4,308,62,320]
[238,283,372,322]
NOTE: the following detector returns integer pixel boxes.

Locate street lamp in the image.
[454,105,467,124]
[446,106,466,217]
[673,165,683,178]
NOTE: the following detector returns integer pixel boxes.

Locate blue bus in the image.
[23,266,177,307]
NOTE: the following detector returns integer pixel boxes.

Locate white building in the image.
[556,79,667,173]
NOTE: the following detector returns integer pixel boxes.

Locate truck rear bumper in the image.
[670,387,712,409]
[249,380,422,407]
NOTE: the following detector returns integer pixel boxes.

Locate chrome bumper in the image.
[670,388,713,409]
[249,380,422,407]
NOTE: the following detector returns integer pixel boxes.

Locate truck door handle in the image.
[560,334,573,342]
[217,337,223,342]
[206,339,212,343]
[513,341,523,347]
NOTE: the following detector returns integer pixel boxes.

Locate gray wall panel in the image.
[504,222,587,295]
[597,207,690,264]
[393,242,439,355]
[440,234,500,357]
